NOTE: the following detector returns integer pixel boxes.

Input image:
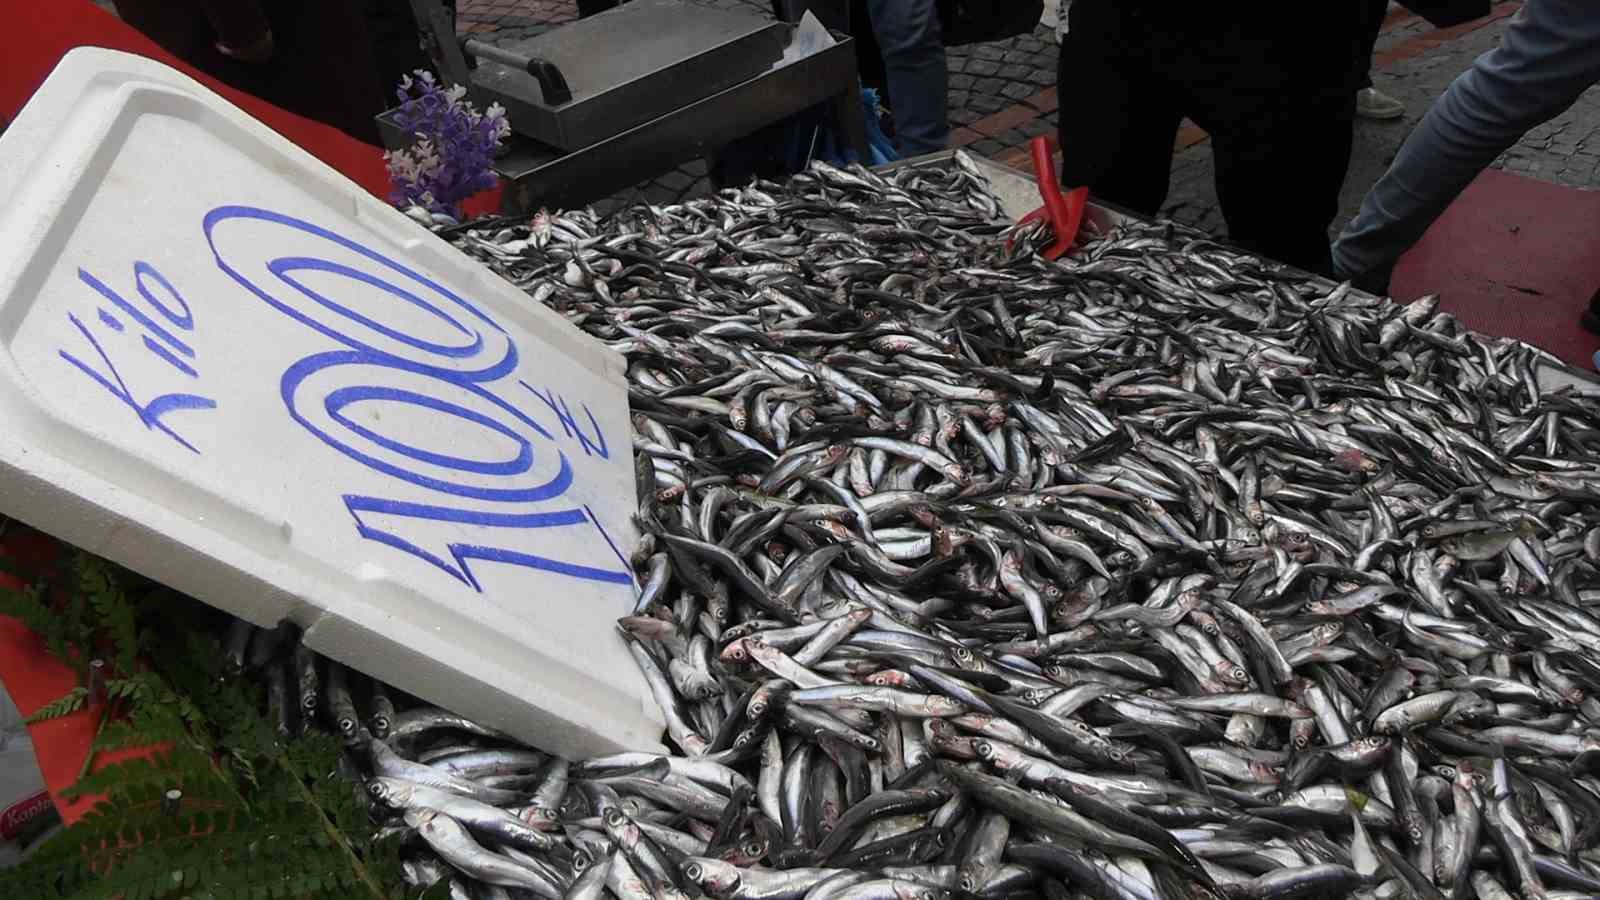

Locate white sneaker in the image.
[1356,87,1405,120]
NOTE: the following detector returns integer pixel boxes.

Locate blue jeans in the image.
[864,0,949,157]
[1333,0,1600,293]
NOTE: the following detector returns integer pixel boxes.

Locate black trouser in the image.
[1356,0,1389,91]
[366,0,433,102]
[1057,3,1358,276]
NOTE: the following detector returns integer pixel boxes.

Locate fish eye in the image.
[744,841,764,856]
[604,808,627,826]
[683,864,702,880]
[974,741,994,757]
[1436,766,1455,779]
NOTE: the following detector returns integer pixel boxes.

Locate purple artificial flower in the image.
[385,70,512,215]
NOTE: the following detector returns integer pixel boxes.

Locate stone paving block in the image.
[950,127,983,148]
[972,103,1040,137]
[950,107,980,126]
[950,74,976,91]
[993,128,1031,151]
[1020,119,1054,139]
[970,95,1007,115]
[972,138,1008,157]
[965,60,1001,78]
[643,185,680,206]
[657,170,695,192]
[1027,87,1059,113]
[1001,83,1037,102]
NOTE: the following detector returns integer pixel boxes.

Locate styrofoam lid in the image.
[0,49,662,757]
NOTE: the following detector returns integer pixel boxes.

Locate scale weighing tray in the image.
[473,0,788,151]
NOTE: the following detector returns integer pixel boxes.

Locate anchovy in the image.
[322,154,1600,900]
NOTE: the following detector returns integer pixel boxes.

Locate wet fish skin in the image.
[358,157,1600,900]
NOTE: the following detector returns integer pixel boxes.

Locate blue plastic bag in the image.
[803,87,900,168]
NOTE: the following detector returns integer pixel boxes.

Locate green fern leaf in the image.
[26,686,89,723]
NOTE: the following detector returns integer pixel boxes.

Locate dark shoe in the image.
[1584,289,1600,335]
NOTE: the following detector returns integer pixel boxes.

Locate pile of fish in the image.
[325,154,1600,900]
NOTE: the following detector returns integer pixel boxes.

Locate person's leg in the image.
[1183,9,1356,275]
[1056,4,1181,217]
[1335,0,1600,293]
[1355,0,1385,92]
[1356,0,1405,119]
[112,0,206,61]
[863,0,949,156]
[366,0,434,101]
[197,0,273,61]
[1210,111,1353,276]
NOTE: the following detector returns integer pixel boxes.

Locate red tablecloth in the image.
[0,0,499,823]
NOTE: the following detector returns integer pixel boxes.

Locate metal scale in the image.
[387,0,869,213]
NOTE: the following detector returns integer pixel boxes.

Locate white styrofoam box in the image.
[0,682,18,736]
[0,681,54,868]
[0,49,662,758]
[0,742,57,868]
